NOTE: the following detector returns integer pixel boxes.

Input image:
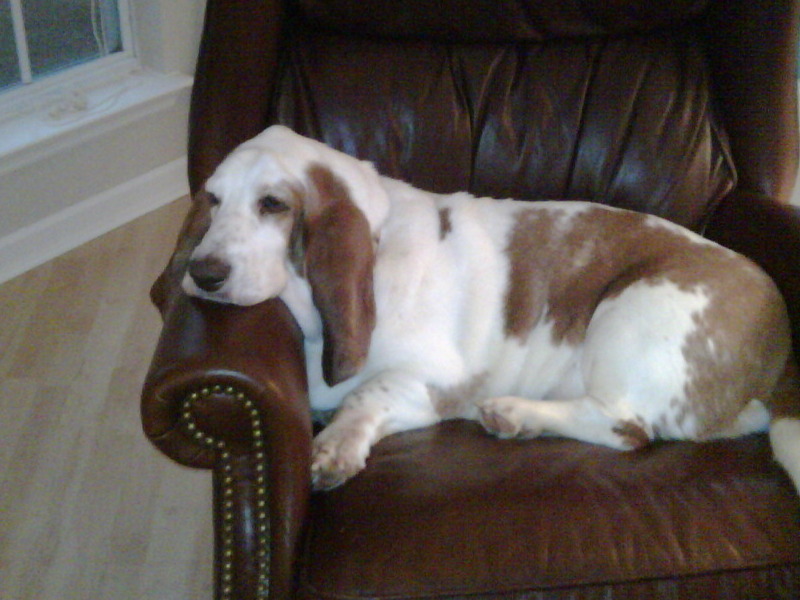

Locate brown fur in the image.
[681,274,790,438]
[612,418,650,449]
[151,190,213,310]
[429,374,488,419]
[304,164,377,386]
[503,204,792,437]
[438,208,453,240]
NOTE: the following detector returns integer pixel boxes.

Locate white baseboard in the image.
[0,156,189,284]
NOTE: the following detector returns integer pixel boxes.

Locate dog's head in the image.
[182,125,390,385]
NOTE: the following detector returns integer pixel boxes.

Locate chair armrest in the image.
[141,294,310,466]
[141,293,312,600]
[705,189,800,354]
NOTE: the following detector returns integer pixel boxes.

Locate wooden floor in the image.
[0,198,216,600]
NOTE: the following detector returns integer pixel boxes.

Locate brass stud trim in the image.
[180,385,270,599]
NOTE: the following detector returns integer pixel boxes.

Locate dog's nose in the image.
[188,256,231,292]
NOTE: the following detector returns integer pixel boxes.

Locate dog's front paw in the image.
[311,426,370,491]
[479,397,541,439]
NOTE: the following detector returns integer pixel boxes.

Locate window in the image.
[0,0,129,93]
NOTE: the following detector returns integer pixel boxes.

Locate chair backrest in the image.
[188,0,799,231]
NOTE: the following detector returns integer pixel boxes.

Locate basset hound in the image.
[183,125,800,492]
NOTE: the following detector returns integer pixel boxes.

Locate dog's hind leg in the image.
[478,396,651,451]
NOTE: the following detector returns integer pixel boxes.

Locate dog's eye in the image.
[258,195,289,216]
[208,194,221,207]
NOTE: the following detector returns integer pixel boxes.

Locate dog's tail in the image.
[768,355,800,495]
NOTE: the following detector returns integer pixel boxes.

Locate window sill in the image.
[0,64,193,177]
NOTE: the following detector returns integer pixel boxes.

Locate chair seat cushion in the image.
[298,421,800,599]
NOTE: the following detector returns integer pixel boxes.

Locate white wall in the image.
[0,0,206,283]
[134,0,206,75]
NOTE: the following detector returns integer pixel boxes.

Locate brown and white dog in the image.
[183,125,800,492]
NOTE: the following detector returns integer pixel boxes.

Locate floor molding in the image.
[0,156,188,284]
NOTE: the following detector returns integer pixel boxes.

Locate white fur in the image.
[183,126,797,492]
[770,418,800,493]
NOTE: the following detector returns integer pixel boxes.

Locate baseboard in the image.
[0,156,189,284]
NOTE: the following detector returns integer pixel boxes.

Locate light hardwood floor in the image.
[0,198,216,600]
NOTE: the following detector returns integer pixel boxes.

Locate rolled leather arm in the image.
[705,189,800,355]
[141,291,312,600]
[141,294,310,464]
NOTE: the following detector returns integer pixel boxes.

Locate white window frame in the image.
[0,0,194,175]
[0,55,141,128]
[4,0,136,93]
[9,0,33,84]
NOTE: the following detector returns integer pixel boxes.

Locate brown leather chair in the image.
[142,1,800,598]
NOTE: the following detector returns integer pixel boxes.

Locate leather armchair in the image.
[141,1,800,598]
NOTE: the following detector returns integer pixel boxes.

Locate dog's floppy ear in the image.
[304,163,377,386]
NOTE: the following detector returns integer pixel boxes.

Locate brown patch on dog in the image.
[503,203,793,437]
[612,418,650,449]
[283,183,307,275]
[304,163,377,386]
[429,373,488,419]
[151,190,213,311]
[503,208,560,340]
[681,268,791,439]
[503,206,668,343]
[438,208,453,240]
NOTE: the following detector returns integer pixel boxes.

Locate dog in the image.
[183,125,800,493]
